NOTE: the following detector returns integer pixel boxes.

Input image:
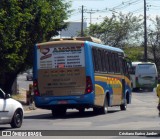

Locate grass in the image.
[12,93,24,100]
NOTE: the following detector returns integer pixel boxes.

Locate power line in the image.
[131,7,144,14]
[112,0,142,10]
[148,5,160,8]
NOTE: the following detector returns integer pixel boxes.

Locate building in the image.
[59,22,87,38]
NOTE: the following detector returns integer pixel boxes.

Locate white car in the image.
[0,88,24,128]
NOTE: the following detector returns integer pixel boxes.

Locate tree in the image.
[0,0,72,94]
[123,46,143,61]
[86,12,143,48]
[148,16,160,72]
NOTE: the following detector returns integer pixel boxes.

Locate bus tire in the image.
[78,108,85,114]
[132,87,139,92]
[93,107,99,114]
[120,99,127,111]
[100,97,108,114]
[51,108,66,117]
[148,88,153,92]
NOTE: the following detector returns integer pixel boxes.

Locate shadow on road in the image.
[24,109,120,120]
[132,88,155,93]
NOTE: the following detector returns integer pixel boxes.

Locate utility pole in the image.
[144,0,147,62]
[89,12,92,25]
[86,9,95,25]
[81,5,84,37]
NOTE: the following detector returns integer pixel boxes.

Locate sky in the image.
[65,0,160,26]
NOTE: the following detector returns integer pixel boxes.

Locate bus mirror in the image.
[126,57,132,68]
[125,58,132,74]
[128,68,132,74]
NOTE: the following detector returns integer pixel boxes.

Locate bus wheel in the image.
[148,88,153,92]
[51,108,66,117]
[100,97,108,114]
[78,108,85,114]
[93,107,99,114]
[120,99,127,111]
[133,88,140,92]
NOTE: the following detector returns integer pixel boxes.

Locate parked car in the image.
[26,69,33,81]
[0,88,24,128]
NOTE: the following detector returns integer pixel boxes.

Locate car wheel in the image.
[10,109,23,128]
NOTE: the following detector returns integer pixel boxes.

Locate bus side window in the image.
[115,53,120,73]
[101,50,106,72]
[119,57,123,74]
[108,52,113,73]
[122,59,129,75]
[92,48,102,72]
[112,53,117,73]
[92,48,97,72]
[105,51,109,72]
[98,49,103,72]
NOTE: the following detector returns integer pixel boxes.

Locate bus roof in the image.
[49,36,102,44]
[132,62,154,66]
[86,41,124,53]
[37,36,124,53]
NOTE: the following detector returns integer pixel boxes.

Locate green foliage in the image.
[123,46,144,62]
[84,12,146,65]
[86,12,143,48]
[0,0,71,93]
[148,16,160,72]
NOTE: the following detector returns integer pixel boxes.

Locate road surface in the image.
[0,74,159,139]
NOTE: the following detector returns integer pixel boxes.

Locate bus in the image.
[33,37,132,116]
[130,62,158,91]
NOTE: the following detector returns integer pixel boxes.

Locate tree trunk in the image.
[0,72,17,94]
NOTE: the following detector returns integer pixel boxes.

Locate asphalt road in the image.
[0,74,160,139]
[21,91,159,130]
[17,73,32,91]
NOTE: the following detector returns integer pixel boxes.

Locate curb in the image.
[23,104,37,111]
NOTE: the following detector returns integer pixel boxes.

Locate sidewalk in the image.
[12,88,36,111]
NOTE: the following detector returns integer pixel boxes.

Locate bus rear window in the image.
[137,64,156,74]
[37,45,85,69]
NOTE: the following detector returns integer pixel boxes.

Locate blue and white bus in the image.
[33,37,132,116]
